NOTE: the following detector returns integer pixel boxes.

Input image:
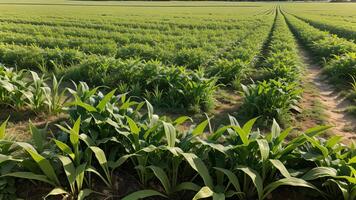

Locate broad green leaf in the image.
[45,188,68,199]
[122,190,167,200]
[181,153,213,188]
[53,139,75,160]
[90,146,110,183]
[242,117,258,135]
[78,189,94,200]
[237,166,263,200]
[65,100,96,112]
[86,167,110,187]
[271,119,281,140]
[57,155,76,192]
[3,172,56,186]
[256,139,269,161]
[174,182,201,192]
[145,99,154,120]
[79,133,95,146]
[26,149,60,186]
[301,167,337,181]
[324,179,349,200]
[29,122,44,153]
[70,117,81,147]
[263,177,323,199]
[174,116,192,126]
[0,118,9,139]
[192,119,208,136]
[348,156,356,164]
[213,193,225,200]
[0,154,22,164]
[269,159,291,178]
[148,165,171,194]
[96,89,116,111]
[193,186,214,200]
[163,122,176,147]
[231,126,249,145]
[304,134,328,158]
[109,154,135,170]
[326,136,343,148]
[214,167,241,192]
[76,164,87,192]
[126,116,140,135]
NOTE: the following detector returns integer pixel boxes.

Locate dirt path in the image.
[298,47,356,142]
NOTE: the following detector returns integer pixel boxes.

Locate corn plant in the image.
[241,79,302,126]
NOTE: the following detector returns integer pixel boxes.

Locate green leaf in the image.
[193,186,213,200]
[0,154,22,164]
[65,100,97,112]
[145,99,154,120]
[28,149,60,186]
[271,119,281,140]
[163,122,176,147]
[231,126,249,145]
[174,182,201,192]
[86,167,110,187]
[269,159,291,178]
[214,167,241,192]
[70,117,81,147]
[213,193,225,200]
[90,146,111,186]
[57,155,76,192]
[256,139,269,161]
[76,164,87,192]
[192,119,209,136]
[17,143,60,186]
[3,172,56,186]
[174,116,192,126]
[0,118,9,139]
[263,177,323,199]
[148,165,171,194]
[29,122,44,153]
[53,139,75,160]
[109,154,135,170]
[303,134,328,158]
[326,136,343,148]
[45,187,68,199]
[237,166,263,200]
[242,117,258,135]
[301,167,337,181]
[126,116,140,135]
[78,189,94,200]
[181,153,213,188]
[122,190,167,200]
[97,89,116,111]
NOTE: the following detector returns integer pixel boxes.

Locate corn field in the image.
[0,1,355,200]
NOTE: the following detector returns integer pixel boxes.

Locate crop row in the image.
[0,17,259,43]
[292,14,356,41]
[0,79,354,199]
[206,14,275,86]
[0,15,247,33]
[284,12,356,86]
[240,9,302,126]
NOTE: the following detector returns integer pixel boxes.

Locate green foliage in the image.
[241,79,301,125]
[0,65,67,114]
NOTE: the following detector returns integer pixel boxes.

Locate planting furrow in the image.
[282,10,356,136]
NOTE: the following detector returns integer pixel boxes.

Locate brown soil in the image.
[298,48,356,142]
[0,107,67,141]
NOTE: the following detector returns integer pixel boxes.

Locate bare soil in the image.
[298,48,356,142]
